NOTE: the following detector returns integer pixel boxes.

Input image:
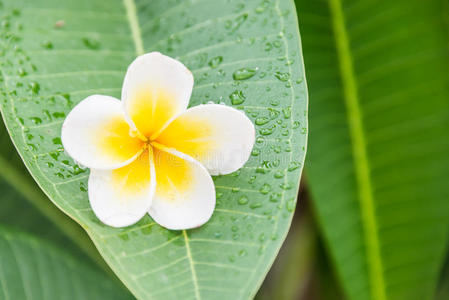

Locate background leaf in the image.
[0,226,132,299]
[295,0,449,299]
[0,121,106,264]
[0,0,308,299]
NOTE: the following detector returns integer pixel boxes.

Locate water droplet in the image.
[229,90,245,105]
[79,182,87,192]
[274,71,290,82]
[256,167,269,174]
[228,255,236,262]
[250,202,262,209]
[270,193,281,202]
[286,199,295,212]
[255,0,269,13]
[52,137,62,145]
[292,121,300,129]
[287,161,301,171]
[296,78,303,84]
[259,233,266,242]
[251,148,260,156]
[233,67,258,80]
[1,20,10,29]
[238,196,249,205]
[208,56,223,68]
[82,37,100,50]
[41,40,53,49]
[259,124,275,135]
[274,170,284,179]
[28,82,40,94]
[17,68,27,77]
[282,106,291,119]
[238,249,247,257]
[214,232,222,238]
[259,183,271,195]
[264,42,272,51]
[30,117,42,124]
[270,99,280,106]
[255,116,270,126]
[52,112,65,118]
[118,234,129,241]
[273,40,282,48]
[280,182,292,190]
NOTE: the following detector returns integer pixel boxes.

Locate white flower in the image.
[61,52,255,230]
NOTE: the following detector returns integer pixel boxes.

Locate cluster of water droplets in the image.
[0,5,94,185]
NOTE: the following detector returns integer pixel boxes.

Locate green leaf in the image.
[295,0,449,299]
[0,0,308,298]
[0,121,107,265]
[0,173,83,257]
[0,226,132,299]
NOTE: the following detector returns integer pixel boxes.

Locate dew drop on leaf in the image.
[238,196,249,205]
[286,199,295,212]
[274,170,284,179]
[259,183,271,195]
[229,90,246,105]
[208,56,223,68]
[287,161,301,172]
[41,40,53,49]
[255,116,270,126]
[259,124,275,135]
[232,67,258,80]
[30,117,42,124]
[250,202,262,209]
[28,82,40,94]
[274,71,291,82]
[82,37,100,50]
[17,67,27,77]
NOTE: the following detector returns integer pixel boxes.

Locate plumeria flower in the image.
[61,52,255,230]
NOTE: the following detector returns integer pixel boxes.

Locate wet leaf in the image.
[0,0,307,298]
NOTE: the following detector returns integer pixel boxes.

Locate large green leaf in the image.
[296,0,449,299]
[0,174,83,258]
[0,0,308,298]
[0,226,132,299]
[0,120,106,265]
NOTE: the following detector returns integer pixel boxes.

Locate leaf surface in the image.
[295,0,449,299]
[0,0,308,298]
[0,121,103,264]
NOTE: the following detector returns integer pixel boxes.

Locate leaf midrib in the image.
[327,0,386,299]
[122,1,201,299]
[124,0,144,56]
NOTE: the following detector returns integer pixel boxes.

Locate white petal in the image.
[88,150,155,227]
[61,95,145,170]
[122,52,193,139]
[149,145,215,230]
[155,104,255,175]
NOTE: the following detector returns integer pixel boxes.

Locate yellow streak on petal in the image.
[153,148,192,201]
[155,114,218,161]
[112,149,151,196]
[96,116,145,162]
[129,86,179,138]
